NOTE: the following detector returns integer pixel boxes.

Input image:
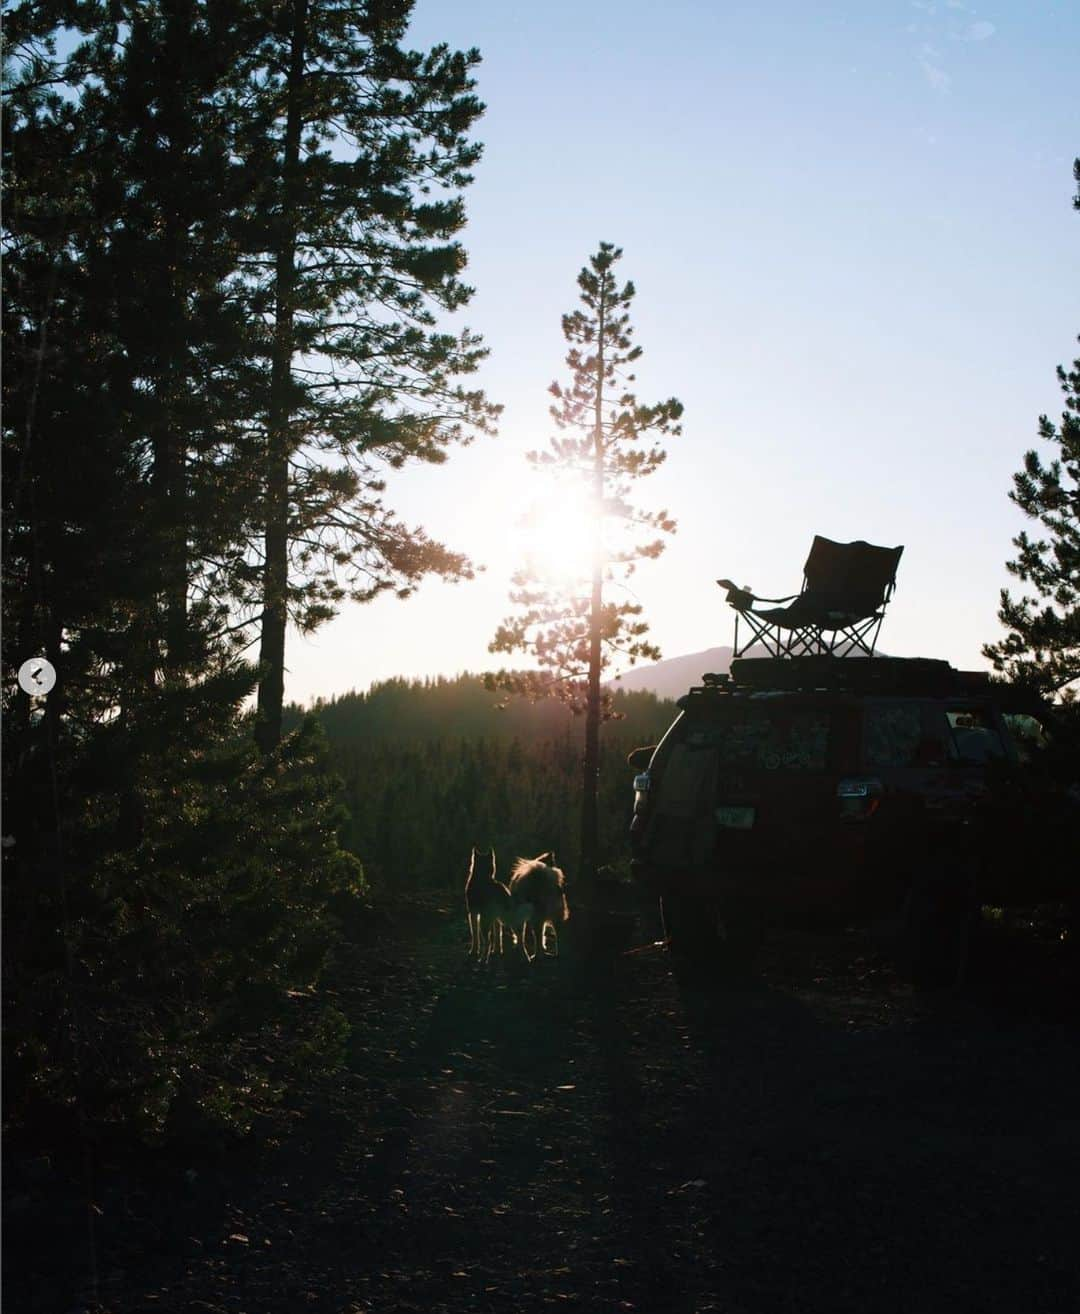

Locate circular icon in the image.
[17,657,56,696]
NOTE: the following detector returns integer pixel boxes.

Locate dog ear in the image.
[536,851,552,864]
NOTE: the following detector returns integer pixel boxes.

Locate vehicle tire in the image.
[717,912,765,977]
[660,892,719,984]
[903,865,978,990]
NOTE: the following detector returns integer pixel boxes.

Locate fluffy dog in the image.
[508,853,570,963]
[464,847,514,962]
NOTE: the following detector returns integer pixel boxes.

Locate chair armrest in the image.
[716,579,798,608]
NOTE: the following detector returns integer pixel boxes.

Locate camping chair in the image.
[717,536,904,660]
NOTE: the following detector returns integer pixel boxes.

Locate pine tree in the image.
[6,3,501,759]
[244,0,500,751]
[2,3,269,699]
[2,5,368,1149]
[983,162,1080,698]
[489,242,682,894]
[982,346,1080,696]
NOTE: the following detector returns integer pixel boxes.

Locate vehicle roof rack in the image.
[685,655,992,697]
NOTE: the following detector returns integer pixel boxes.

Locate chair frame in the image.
[719,537,903,662]
[731,603,890,661]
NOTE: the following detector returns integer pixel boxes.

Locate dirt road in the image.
[9,898,1080,1313]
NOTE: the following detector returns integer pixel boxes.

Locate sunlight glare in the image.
[517,487,599,585]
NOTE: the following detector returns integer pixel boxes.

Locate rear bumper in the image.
[630,857,898,920]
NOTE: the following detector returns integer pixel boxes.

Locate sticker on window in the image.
[865,704,923,768]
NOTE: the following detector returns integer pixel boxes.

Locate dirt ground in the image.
[6,895,1080,1314]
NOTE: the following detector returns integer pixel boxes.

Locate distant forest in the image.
[286,676,677,891]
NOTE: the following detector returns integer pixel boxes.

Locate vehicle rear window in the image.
[683,704,832,771]
[946,708,1006,764]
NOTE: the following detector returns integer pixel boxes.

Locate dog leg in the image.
[467,911,475,955]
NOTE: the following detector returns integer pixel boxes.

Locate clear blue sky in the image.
[285,0,1079,706]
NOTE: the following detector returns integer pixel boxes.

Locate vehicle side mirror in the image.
[627,745,656,771]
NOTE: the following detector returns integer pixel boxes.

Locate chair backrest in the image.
[802,536,903,605]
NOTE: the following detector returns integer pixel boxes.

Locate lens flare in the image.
[517,489,600,583]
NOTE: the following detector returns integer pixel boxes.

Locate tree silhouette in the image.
[489,242,682,892]
[2,4,367,1152]
[245,0,500,752]
[983,162,1080,697]
[983,345,1080,696]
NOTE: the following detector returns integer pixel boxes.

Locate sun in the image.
[516,489,600,584]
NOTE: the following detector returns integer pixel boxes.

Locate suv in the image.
[628,656,1077,986]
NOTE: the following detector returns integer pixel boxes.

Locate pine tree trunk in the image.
[152,46,197,678]
[580,564,601,882]
[256,0,307,755]
[162,446,187,674]
[157,135,189,674]
[579,287,606,910]
[154,372,187,675]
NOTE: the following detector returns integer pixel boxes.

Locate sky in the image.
[284,0,1079,707]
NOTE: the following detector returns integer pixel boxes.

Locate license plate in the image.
[715,805,755,830]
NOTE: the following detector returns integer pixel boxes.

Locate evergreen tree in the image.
[2,1,271,761]
[99,2,269,677]
[489,243,682,891]
[5,2,501,761]
[983,162,1080,697]
[244,0,500,751]
[982,345,1080,696]
[2,4,367,1150]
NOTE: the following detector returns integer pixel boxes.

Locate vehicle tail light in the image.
[633,770,651,816]
[837,777,883,821]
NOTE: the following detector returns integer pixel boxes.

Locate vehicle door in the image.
[921,700,1018,891]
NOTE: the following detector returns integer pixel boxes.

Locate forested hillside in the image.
[286,675,676,889]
